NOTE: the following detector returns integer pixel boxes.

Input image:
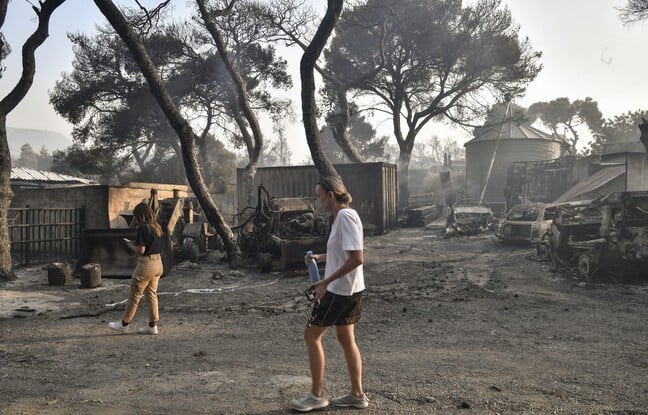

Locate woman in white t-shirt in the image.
[290,176,369,412]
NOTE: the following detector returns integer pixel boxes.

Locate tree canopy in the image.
[325,0,541,206]
[619,0,648,23]
[472,101,530,139]
[587,109,648,155]
[527,97,603,156]
[50,4,290,189]
[319,104,386,164]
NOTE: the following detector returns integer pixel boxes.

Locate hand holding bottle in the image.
[305,250,320,283]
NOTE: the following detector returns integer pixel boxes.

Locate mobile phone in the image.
[304,287,316,301]
[122,238,132,244]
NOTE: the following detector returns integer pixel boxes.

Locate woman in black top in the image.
[109,202,164,335]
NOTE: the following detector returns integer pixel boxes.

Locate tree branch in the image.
[0,0,66,114]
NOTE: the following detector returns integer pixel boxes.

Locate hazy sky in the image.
[1,0,646,158]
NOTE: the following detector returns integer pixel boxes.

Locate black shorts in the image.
[308,290,364,327]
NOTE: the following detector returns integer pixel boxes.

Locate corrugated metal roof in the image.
[553,165,626,203]
[10,167,96,184]
[466,103,557,145]
[466,119,556,144]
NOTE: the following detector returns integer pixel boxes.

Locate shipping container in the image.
[236,163,398,235]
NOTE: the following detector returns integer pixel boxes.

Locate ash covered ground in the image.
[1,227,647,414]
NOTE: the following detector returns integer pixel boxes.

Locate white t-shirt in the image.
[325,208,365,296]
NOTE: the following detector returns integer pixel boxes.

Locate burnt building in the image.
[552,120,648,203]
[464,106,562,213]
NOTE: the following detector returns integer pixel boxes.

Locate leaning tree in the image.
[51,3,291,192]
[0,0,66,281]
[90,0,348,265]
[300,0,344,179]
[262,0,385,165]
[92,0,242,266]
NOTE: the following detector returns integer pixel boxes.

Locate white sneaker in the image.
[331,392,369,409]
[138,325,158,335]
[290,392,329,412]
[108,321,129,333]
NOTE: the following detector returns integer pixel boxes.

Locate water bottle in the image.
[306,250,320,283]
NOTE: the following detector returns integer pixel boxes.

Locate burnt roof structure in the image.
[10,167,97,189]
[465,104,562,212]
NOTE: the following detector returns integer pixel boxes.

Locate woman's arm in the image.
[311,250,363,299]
[126,240,146,256]
[305,252,327,264]
[320,250,363,284]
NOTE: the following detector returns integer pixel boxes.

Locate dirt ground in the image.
[1,226,647,415]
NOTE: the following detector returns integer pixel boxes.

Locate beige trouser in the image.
[123,254,163,324]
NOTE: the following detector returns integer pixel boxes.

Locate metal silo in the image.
[464,108,562,213]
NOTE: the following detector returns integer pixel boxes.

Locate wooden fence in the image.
[8,207,85,267]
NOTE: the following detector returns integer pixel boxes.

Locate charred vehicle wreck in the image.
[499,200,591,260]
[445,201,493,237]
[497,202,553,244]
[547,191,648,280]
[237,185,328,272]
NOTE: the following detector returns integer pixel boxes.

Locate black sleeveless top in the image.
[135,224,162,256]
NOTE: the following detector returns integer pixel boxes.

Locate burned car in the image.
[445,201,493,237]
[547,191,648,279]
[497,200,591,260]
[497,202,554,244]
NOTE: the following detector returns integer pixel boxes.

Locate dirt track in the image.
[1,227,648,415]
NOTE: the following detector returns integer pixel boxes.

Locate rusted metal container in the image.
[47,262,70,286]
[80,263,102,288]
[237,163,398,235]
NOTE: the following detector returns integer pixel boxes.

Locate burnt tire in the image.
[536,235,550,261]
[257,253,273,273]
[578,254,598,280]
[547,239,559,271]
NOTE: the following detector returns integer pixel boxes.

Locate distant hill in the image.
[7,127,72,157]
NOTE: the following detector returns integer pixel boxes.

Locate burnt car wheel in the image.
[547,239,559,271]
[257,252,273,273]
[536,234,550,261]
[578,254,598,280]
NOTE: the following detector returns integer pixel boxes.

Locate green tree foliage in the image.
[587,109,648,155]
[50,26,195,184]
[527,97,603,156]
[409,135,464,170]
[0,0,8,79]
[619,0,648,23]
[15,143,37,168]
[13,144,52,169]
[259,0,368,164]
[91,0,245,266]
[325,0,541,206]
[36,146,52,170]
[50,6,291,190]
[473,102,530,139]
[260,125,293,167]
[319,105,386,164]
[51,144,130,184]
